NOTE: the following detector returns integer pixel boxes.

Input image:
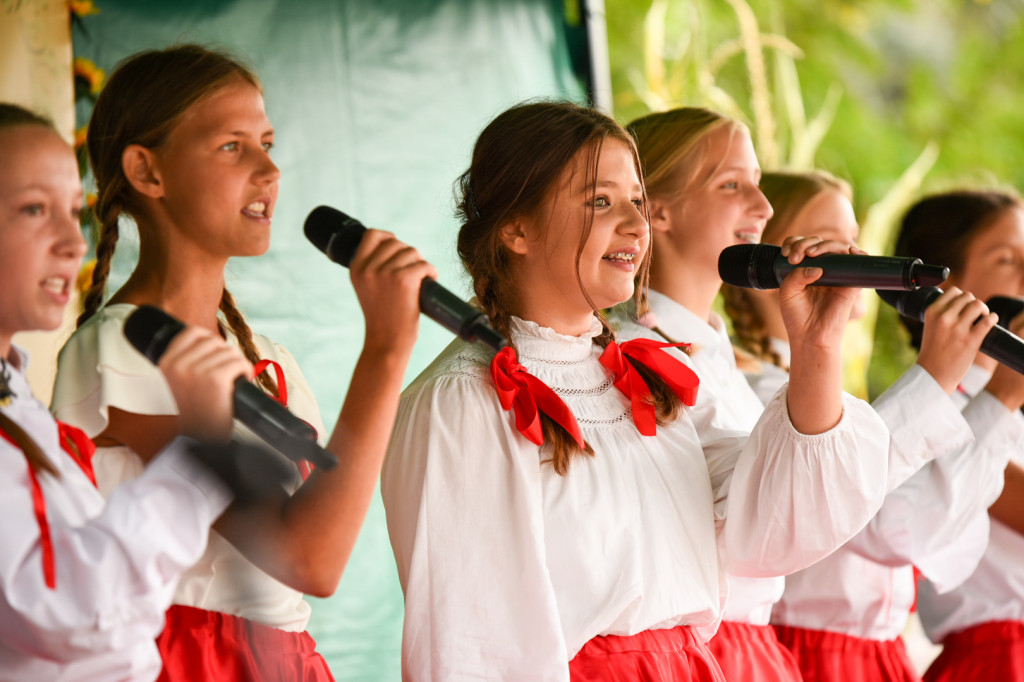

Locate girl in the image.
[724,173,1024,681]
[891,190,1024,682]
[381,100,893,681]
[50,45,434,680]
[0,102,249,680]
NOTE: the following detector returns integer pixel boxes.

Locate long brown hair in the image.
[722,170,852,367]
[456,101,683,475]
[79,44,276,395]
[894,189,1023,348]
[0,103,63,477]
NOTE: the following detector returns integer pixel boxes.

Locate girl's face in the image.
[0,125,87,351]
[947,206,1024,303]
[507,137,649,334]
[150,78,279,259]
[654,125,773,271]
[774,187,866,320]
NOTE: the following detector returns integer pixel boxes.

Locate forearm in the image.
[990,460,1024,536]
[785,341,844,434]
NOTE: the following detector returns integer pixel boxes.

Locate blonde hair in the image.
[723,170,852,367]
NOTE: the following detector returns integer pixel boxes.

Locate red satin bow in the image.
[490,347,585,448]
[599,338,699,436]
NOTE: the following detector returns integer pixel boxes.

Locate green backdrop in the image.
[72,1,587,679]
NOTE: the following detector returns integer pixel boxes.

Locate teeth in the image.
[603,252,636,262]
[43,277,67,294]
[736,232,759,244]
[245,201,266,214]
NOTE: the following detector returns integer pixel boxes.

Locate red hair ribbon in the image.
[252,359,313,480]
[490,347,585,448]
[599,338,699,436]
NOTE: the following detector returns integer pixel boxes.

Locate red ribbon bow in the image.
[598,338,699,436]
[490,347,585,448]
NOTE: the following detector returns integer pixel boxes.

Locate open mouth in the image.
[242,201,271,219]
[42,276,70,296]
[603,251,637,264]
[735,230,760,244]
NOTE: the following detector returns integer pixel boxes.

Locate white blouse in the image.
[51,304,327,632]
[917,364,1024,644]
[612,292,782,626]
[382,314,890,681]
[752,347,1016,640]
[0,348,231,681]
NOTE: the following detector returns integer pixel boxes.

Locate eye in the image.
[220,141,239,152]
[20,203,44,217]
[262,141,274,152]
[720,181,738,190]
[592,196,610,208]
[71,207,83,221]
[631,198,644,209]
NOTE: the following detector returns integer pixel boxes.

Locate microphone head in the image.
[986,295,1024,324]
[123,305,185,364]
[304,205,367,268]
[876,286,943,322]
[719,243,783,289]
[911,264,950,288]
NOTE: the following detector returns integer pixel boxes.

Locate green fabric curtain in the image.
[72,1,586,678]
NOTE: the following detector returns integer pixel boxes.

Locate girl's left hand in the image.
[777,235,866,350]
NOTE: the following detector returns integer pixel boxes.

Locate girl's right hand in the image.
[348,228,438,353]
[158,327,253,443]
[917,286,997,394]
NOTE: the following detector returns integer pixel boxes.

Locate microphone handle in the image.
[232,378,337,470]
[418,279,507,351]
[774,254,918,289]
[980,326,1024,376]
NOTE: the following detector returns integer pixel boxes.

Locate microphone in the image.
[985,295,1024,324]
[304,205,508,351]
[877,287,1024,376]
[123,305,337,470]
[719,244,949,290]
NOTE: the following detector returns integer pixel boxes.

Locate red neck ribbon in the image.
[598,338,700,436]
[490,347,585,449]
[0,420,98,590]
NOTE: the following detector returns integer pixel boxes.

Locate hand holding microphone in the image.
[305,206,508,351]
[124,306,337,470]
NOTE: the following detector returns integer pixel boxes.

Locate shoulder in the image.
[403,338,495,401]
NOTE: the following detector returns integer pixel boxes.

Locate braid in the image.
[218,289,278,397]
[0,411,60,479]
[721,284,786,369]
[76,201,121,327]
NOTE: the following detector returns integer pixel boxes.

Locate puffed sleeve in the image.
[51,305,176,437]
[848,387,1022,591]
[382,369,569,682]
[0,437,230,662]
[701,385,891,578]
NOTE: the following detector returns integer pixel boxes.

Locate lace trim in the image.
[551,375,616,397]
[515,352,590,367]
[576,408,633,426]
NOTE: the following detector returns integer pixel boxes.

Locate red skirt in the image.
[774,624,919,682]
[923,620,1024,682]
[707,621,802,681]
[156,604,335,681]
[569,625,725,682]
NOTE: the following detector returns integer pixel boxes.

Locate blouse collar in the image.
[508,315,603,363]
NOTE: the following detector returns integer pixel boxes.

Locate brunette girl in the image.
[724,173,1021,681]
[50,45,433,680]
[0,102,249,681]
[381,101,893,681]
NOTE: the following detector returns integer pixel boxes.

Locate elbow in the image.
[287,562,343,598]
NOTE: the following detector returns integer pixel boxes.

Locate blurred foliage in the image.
[606,0,1024,398]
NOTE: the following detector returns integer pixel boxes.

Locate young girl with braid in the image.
[380,100,895,681]
[50,45,435,680]
[0,102,248,681]
[889,190,1024,682]
[723,173,1024,682]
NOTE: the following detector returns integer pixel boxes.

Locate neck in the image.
[110,238,229,334]
[648,265,721,324]
[748,289,788,342]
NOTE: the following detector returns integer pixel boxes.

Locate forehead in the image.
[968,206,1024,252]
[171,79,270,138]
[560,137,641,191]
[0,125,79,191]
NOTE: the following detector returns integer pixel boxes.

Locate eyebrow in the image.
[595,180,642,191]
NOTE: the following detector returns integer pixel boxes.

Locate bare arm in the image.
[990,460,1024,536]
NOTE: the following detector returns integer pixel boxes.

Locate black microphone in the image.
[986,295,1024,324]
[878,287,1024,376]
[719,244,949,290]
[123,305,337,470]
[304,205,508,351]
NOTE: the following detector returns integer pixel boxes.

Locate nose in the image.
[56,209,88,260]
[620,202,650,240]
[750,186,774,222]
[255,148,281,186]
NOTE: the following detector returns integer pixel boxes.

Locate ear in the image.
[499,217,531,256]
[647,197,674,235]
[121,144,164,199]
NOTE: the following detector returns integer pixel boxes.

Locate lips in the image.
[602,251,637,263]
[241,199,272,219]
[734,228,761,244]
[41,276,69,296]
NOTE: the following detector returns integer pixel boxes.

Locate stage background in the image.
[70,1,587,679]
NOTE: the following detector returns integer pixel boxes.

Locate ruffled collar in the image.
[508,315,603,364]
